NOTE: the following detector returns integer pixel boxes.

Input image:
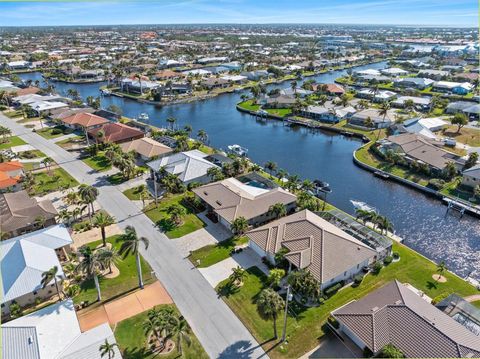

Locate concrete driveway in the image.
[300,331,360,358]
[198,247,269,287]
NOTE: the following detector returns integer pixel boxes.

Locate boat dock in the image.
[443,197,480,218]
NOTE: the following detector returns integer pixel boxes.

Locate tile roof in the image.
[87,122,144,143]
[62,112,109,128]
[333,280,480,358]
[120,137,172,159]
[193,177,297,223]
[247,209,376,283]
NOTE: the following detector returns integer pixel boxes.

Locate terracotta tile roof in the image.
[62,112,109,128]
[15,87,40,96]
[0,161,24,172]
[87,122,144,143]
[193,177,297,223]
[247,209,377,283]
[0,161,23,190]
[120,137,172,159]
[333,280,480,358]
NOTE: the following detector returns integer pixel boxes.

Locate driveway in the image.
[2,113,267,359]
[300,331,360,359]
[199,247,269,287]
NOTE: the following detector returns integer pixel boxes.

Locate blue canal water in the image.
[19,62,480,281]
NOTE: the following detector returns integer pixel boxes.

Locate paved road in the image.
[1,113,267,359]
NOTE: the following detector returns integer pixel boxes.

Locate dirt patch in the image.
[432,274,447,283]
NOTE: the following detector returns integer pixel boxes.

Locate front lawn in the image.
[114,304,209,359]
[144,194,205,239]
[82,151,112,172]
[189,236,248,267]
[36,125,73,139]
[74,235,154,305]
[123,185,152,201]
[219,242,479,359]
[443,126,480,147]
[55,135,86,149]
[31,168,79,195]
[0,136,26,150]
[106,172,128,185]
[18,149,46,159]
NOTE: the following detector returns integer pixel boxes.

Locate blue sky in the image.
[1,0,477,27]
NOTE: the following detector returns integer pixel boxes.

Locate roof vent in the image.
[28,336,33,345]
[216,200,222,206]
[357,246,361,250]
[371,306,379,312]
[203,191,208,196]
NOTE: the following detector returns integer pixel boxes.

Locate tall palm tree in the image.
[93,212,115,247]
[166,204,186,226]
[76,246,103,301]
[78,184,99,220]
[268,203,287,219]
[97,247,120,274]
[166,117,177,130]
[41,157,53,175]
[172,316,192,356]
[41,265,62,300]
[301,179,315,192]
[264,161,277,177]
[229,266,247,286]
[230,217,249,237]
[118,226,149,289]
[197,129,208,144]
[257,288,285,339]
[99,339,118,359]
[138,185,150,209]
[435,261,447,283]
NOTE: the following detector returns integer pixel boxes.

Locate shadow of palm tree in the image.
[156,218,176,232]
[426,280,438,290]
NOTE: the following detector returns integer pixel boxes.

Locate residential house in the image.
[120,78,160,94]
[462,165,480,189]
[332,280,480,358]
[5,60,32,70]
[0,190,57,238]
[391,96,431,111]
[380,67,409,77]
[393,77,434,90]
[401,117,447,140]
[154,69,185,81]
[200,77,230,90]
[280,88,313,98]
[379,133,463,174]
[1,225,72,316]
[87,122,144,144]
[354,69,381,77]
[311,83,345,96]
[241,70,270,81]
[446,101,480,120]
[192,177,297,230]
[263,95,297,109]
[220,75,248,84]
[348,109,395,129]
[299,104,355,123]
[2,299,122,359]
[418,69,450,80]
[60,113,109,135]
[147,149,219,185]
[50,107,96,121]
[246,209,378,290]
[356,89,397,103]
[119,137,172,161]
[0,161,24,193]
[432,81,474,95]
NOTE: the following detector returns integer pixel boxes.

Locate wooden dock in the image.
[443,197,480,218]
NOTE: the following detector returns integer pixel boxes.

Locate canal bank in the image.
[17,61,480,282]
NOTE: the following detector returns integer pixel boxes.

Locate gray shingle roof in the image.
[333,280,480,358]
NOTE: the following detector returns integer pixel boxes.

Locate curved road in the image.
[0,113,267,359]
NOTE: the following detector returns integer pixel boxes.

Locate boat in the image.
[374,170,390,179]
[137,113,149,122]
[100,88,111,96]
[313,179,331,194]
[227,144,248,157]
[350,200,377,213]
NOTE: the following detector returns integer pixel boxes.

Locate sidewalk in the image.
[77,281,173,331]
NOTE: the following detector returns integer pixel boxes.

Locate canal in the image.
[19,62,480,281]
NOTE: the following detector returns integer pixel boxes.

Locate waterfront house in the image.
[220,74,248,84]
[120,78,160,94]
[379,133,463,174]
[280,88,313,98]
[263,95,297,109]
[147,149,218,185]
[461,165,480,189]
[87,122,144,144]
[446,101,480,120]
[380,67,409,77]
[246,209,378,290]
[5,60,32,71]
[432,81,474,95]
[400,117,447,140]
[418,69,450,80]
[119,137,172,161]
[331,280,480,358]
[241,70,270,81]
[312,83,345,96]
[348,108,395,129]
[192,177,297,230]
[61,112,109,132]
[200,77,230,90]
[356,89,397,103]
[353,69,381,77]
[392,96,431,111]
[158,59,185,69]
[393,77,434,90]
[154,69,185,81]
[0,161,24,193]
[2,299,122,359]
[159,83,192,96]
[1,225,72,316]
[0,190,57,238]
[299,104,355,123]
[50,107,96,121]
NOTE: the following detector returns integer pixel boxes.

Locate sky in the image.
[0,0,478,27]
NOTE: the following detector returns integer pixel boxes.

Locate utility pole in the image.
[153,171,158,206]
[281,284,292,342]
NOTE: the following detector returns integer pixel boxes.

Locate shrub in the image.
[383,255,393,265]
[327,315,340,329]
[51,128,63,135]
[431,292,451,305]
[0,105,7,110]
[373,261,383,274]
[9,302,22,318]
[353,274,364,285]
[428,178,446,190]
[323,281,343,297]
[392,252,400,260]
[318,297,325,305]
[363,347,374,358]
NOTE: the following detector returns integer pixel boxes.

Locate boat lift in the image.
[444,198,467,218]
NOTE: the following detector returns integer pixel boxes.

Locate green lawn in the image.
[55,135,86,149]
[82,151,112,172]
[18,149,46,159]
[266,108,292,117]
[0,136,26,150]
[144,194,205,239]
[440,178,479,204]
[31,168,79,195]
[189,236,249,267]
[114,304,209,359]
[472,301,480,309]
[123,185,152,200]
[238,100,260,111]
[74,235,154,305]
[332,120,386,141]
[36,125,72,139]
[106,172,129,185]
[2,110,23,118]
[443,126,480,147]
[219,242,479,359]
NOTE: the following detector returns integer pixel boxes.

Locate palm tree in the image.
[229,266,247,286]
[301,179,315,192]
[99,339,118,359]
[276,169,288,181]
[183,124,193,136]
[435,261,447,283]
[376,215,393,235]
[134,73,143,95]
[41,266,62,300]
[286,174,300,192]
[166,204,186,226]
[138,185,150,209]
[76,246,103,301]
[207,167,224,182]
[264,161,277,177]
[34,215,46,229]
[41,157,53,175]
[257,288,285,339]
[197,129,208,144]
[166,117,177,130]
[377,101,391,137]
[230,217,249,237]
[93,212,115,247]
[78,184,99,220]
[97,247,120,274]
[172,316,192,356]
[118,226,149,289]
[268,203,287,219]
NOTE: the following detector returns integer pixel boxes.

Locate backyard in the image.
[189,236,249,267]
[217,241,479,359]
[73,235,154,305]
[31,167,79,195]
[114,304,209,359]
[143,193,205,238]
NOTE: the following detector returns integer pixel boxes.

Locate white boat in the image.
[100,88,111,96]
[227,144,248,157]
[350,200,377,213]
[137,113,149,122]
